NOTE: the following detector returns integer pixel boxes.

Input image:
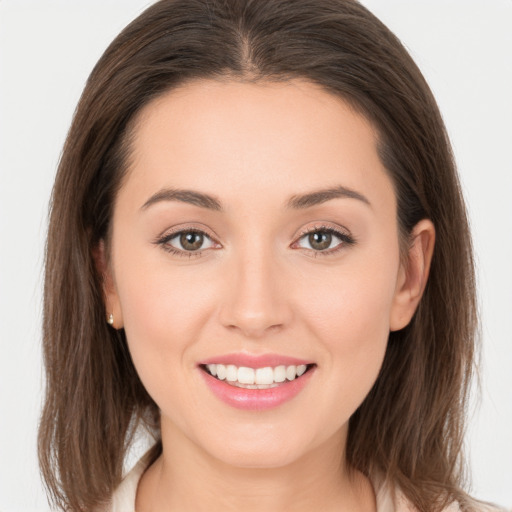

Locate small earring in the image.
[107,313,114,326]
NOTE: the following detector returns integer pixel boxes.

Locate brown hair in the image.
[39,1,477,510]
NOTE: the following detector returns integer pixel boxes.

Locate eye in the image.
[157,229,218,255]
[294,227,355,254]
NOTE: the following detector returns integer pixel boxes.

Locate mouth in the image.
[200,363,316,389]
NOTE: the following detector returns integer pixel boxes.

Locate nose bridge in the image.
[220,238,290,337]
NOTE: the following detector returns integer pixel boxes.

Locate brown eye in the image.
[180,232,204,251]
[162,230,216,253]
[294,227,354,254]
[308,231,332,251]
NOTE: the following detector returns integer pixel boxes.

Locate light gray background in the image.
[1,1,511,510]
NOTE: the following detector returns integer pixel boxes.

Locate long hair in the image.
[39,1,477,510]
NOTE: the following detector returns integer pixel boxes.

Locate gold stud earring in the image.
[107,313,114,326]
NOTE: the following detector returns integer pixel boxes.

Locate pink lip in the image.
[199,353,312,368]
[198,354,316,411]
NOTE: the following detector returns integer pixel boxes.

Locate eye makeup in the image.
[291,223,356,257]
[153,226,221,258]
[153,221,356,259]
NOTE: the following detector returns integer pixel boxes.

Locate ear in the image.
[92,240,124,329]
[389,219,435,332]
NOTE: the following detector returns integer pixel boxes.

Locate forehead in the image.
[121,78,394,212]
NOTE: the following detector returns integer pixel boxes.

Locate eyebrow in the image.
[286,185,371,209]
[140,184,371,212]
[141,188,223,211]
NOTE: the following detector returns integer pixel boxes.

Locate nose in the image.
[218,245,292,339]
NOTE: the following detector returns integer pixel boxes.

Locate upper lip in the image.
[198,353,314,368]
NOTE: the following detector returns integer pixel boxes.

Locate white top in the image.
[107,451,504,512]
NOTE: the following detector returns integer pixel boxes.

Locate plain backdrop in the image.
[0,1,511,511]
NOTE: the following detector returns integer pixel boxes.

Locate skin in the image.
[99,79,435,512]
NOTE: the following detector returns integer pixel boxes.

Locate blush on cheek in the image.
[118,267,213,366]
[307,277,394,342]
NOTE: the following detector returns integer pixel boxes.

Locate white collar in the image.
[109,450,465,512]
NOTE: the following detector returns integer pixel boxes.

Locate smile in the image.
[203,363,311,389]
[198,358,316,410]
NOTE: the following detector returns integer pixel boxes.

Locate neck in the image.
[136,422,376,512]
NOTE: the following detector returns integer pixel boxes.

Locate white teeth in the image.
[226,365,238,382]
[232,382,279,389]
[274,365,286,383]
[255,367,274,385]
[286,365,297,381]
[216,364,227,380]
[237,366,255,384]
[205,363,310,385]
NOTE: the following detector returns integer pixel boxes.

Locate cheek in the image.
[297,251,399,403]
[300,251,398,340]
[120,270,213,336]
[112,250,217,395]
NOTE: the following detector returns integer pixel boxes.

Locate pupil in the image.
[309,231,331,250]
[180,232,203,251]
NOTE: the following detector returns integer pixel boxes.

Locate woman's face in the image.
[104,79,426,468]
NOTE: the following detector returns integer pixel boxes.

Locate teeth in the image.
[216,364,226,380]
[238,366,255,384]
[274,365,286,383]
[255,367,274,385]
[286,366,296,381]
[226,365,238,382]
[205,363,310,386]
[297,364,307,377]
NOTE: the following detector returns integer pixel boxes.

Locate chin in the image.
[209,442,308,470]
[193,420,336,470]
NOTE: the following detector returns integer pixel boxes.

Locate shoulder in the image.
[97,450,153,512]
[100,459,510,512]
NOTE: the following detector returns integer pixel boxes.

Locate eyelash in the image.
[293,225,356,256]
[154,225,355,258]
[154,228,218,258]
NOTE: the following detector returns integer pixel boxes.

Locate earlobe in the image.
[390,219,435,332]
[92,240,123,329]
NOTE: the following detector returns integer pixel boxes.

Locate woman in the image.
[37,1,505,511]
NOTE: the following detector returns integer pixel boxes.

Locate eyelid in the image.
[153,221,355,257]
[155,222,220,242]
[153,223,222,257]
[291,222,356,254]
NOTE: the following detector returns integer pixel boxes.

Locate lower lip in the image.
[199,367,315,410]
